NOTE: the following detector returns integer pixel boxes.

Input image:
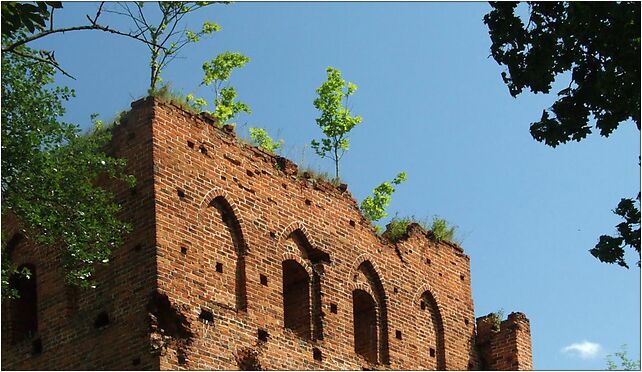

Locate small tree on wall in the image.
[311,67,363,179]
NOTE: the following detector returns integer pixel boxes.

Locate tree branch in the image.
[2,23,165,54]
[10,49,76,80]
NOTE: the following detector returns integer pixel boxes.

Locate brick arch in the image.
[348,258,390,365]
[278,225,326,341]
[281,252,314,278]
[347,253,385,287]
[197,187,248,235]
[197,189,248,311]
[415,285,446,370]
[276,221,317,251]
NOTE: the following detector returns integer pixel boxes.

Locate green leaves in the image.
[590,196,641,269]
[2,48,133,296]
[311,67,363,178]
[360,172,407,223]
[484,2,640,146]
[249,127,283,154]
[1,2,62,37]
[197,52,251,126]
[202,52,250,86]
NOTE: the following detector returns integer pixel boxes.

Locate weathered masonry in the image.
[1,97,533,370]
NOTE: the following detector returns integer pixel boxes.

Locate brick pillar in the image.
[476,312,533,370]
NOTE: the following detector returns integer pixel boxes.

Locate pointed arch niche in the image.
[352,260,390,365]
[418,290,445,369]
[208,195,248,311]
[281,228,329,341]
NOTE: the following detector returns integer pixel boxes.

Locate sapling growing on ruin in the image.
[311,67,362,179]
[249,127,283,154]
[360,172,407,232]
[107,2,220,93]
[187,51,251,126]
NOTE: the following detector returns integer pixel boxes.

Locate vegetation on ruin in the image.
[187,51,252,127]
[385,215,459,245]
[249,127,283,154]
[311,67,363,180]
[360,172,407,232]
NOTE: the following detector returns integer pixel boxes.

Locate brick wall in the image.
[1,97,532,370]
[476,312,533,370]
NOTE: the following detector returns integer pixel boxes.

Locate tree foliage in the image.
[360,172,407,228]
[606,345,641,371]
[108,2,220,92]
[484,2,641,268]
[188,51,251,125]
[484,2,640,146]
[311,67,363,179]
[590,196,641,268]
[249,127,283,154]
[1,47,134,298]
[1,1,62,36]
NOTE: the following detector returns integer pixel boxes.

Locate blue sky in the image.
[32,2,640,369]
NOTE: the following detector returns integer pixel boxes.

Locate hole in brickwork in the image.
[260,274,268,286]
[330,303,338,314]
[349,220,356,227]
[393,287,398,294]
[187,140,195,149]
[178,350,188,365]
[269,231,276,239]
[304,199,312,206]
[216,262,223,273]
[221,175,227,181]
[246,170,254,177]
[282,183,288,189]
[460,274,465,281]
[313,347,322,362]
[395,330,402,340]
[32,338,42,355]
[464,319,470,325]
[258,328,269,343]
[132,357,141,366]
[236,347,262,370]
[282,260,311,340]
[438,272,442,277]
[177,188,186,198]
[199,144,208,155]
[180,246,187,255]
[199,309,214,323]
[94,311,110,329]
[425,258,431,265]
[353,289,378,364]
[430,348,436,357]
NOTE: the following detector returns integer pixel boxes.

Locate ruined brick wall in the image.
[476,312,533,370]
[2,97,532,370]
[1,102,160,370]
[148,98,479,370]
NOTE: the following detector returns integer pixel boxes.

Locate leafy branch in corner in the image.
[1,2,168,80]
